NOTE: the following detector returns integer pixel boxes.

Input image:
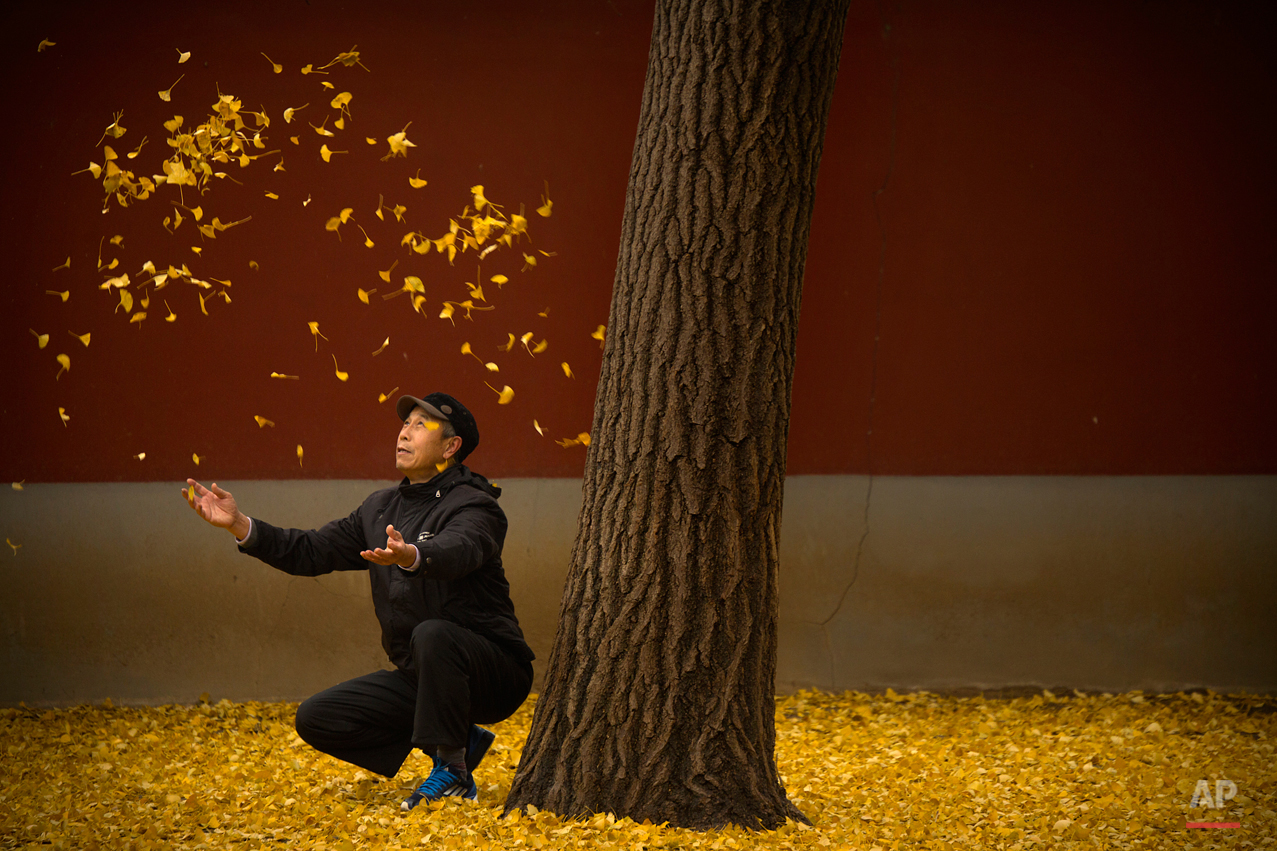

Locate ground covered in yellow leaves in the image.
[2,689,1272,850]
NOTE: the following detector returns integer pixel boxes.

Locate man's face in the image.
[396,407,461,482]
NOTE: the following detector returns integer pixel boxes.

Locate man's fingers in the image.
[211,483,230,497]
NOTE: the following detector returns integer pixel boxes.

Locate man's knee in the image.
[410,619,462,657]
[294,693,333,746]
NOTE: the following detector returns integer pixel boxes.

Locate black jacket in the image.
[238,465,534,670]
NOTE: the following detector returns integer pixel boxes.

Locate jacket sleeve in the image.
[411,502,505,581]
[238,505,369,577]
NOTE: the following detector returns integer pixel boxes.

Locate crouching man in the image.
[183,392,534,810]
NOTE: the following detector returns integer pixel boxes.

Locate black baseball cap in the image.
[395,392,480,463]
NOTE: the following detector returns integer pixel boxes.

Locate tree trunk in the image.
[505,0,850,830]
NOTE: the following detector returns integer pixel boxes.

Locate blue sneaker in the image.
[401,764,477,811]
[466,725,496,772]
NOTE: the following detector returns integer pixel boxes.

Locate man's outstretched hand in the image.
[184,479,251,540]
[360,524,418,569]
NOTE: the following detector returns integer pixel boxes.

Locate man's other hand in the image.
[360,524,418,569]
[184,479,250,539]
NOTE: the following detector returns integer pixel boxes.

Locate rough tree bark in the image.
[505,0,851,830]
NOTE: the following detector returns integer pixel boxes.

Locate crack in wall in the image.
[816,9,900,689]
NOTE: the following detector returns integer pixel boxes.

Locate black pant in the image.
[294,619,533,778]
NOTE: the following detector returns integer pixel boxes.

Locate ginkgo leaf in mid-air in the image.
[297,445,304,467]
[378,260,398,283]
[438,303,455,324]
[130,312,147,326]
[471,185,489,212]
[490,274,508,287]
[330,91,352,111]
[320,45,369,71]
[382,124,416,161]
[55,353,70,379]
[158,75,184,101]
[70,331,90,347]
[265,191,279,199]
[357,225,373,247]
[261,53,282,73]
[321,82,335,90]
[538,182,553,217]
[29,329,48,349]
[11,481,23,490]
[270,372,299,379]
[499,333,515,352]
[461,342,486,366]
[58,407,70,426]
[135,452,146,460]
[308,321,328,350]
[254,416,275,428]
[533,420,544,436]
[192,453,203,465]
[320,145,347,162]
[283,104,307,123]
[592,324,606,347]
[371,337,389,356]
[409,170,427,189]
[311,117,334,137]
[38,38,55,52]
[562,362,574,378]
[357,288,375,304]
[332,355,348,381]
[165,301,177,322]
[51,257,70,272]
[377,386,399,404]
[521,253,537,271]
[6,538,19,555]
[250,260,260,270]
[485,383,514,405]
[177,49,190,63]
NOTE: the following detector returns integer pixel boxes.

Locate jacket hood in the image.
[399,464,501,499]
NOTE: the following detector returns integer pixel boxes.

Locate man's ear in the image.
[442,436,463,459]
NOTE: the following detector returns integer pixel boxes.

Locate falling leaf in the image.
[377,386,399,403]
[165,301,177,322]
[538,182,553,216]
[592,324,606,347]
[485,383,514,405]
[371,337,389,356]
[382,124,416,161]
[484,362,499,372]
[320,45,369,71]
[490,274,508,287]
[29,329,49,349]
[297,445,304,467]
[321,81,335,90]
[319,144,347,162]
[538,307,551,317]
[330,91,353,110]
[58,407,70,426]
[357,224,373,247]
[378,260,398,283]
[11,481,24,491]
[37,38,55,52]
[499,333,515,352]
[357,288,375,303]
[471,185,489,211]
[261,53,282,73]
[177,49,190,63]
[52,256,70,272]
[533,420,544,436]
[311,117,335,137]
[69,331,91,347]
[283,104,308,124]
[556,432,592,448]
[254,416,275,428]
[6,538,19,555]
[308,321,328,350]
[55,353,70,380]
[562,362,574,378]
[265,191,279,199]
[532,339,549,354]
[409,170,428,189]
[134,452,146,460]
[270,372,299,379]
[249,260,260,270]
[192,453,203,466]
[130,312,147,326]
[332,355,348,381]
[365,136,377,145]
[521,252,537,271]
[300,64,326,75]
[438,303,455,324]
[158,75,184,102]
[302,194,311,206]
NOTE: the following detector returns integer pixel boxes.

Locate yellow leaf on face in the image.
[409,170,428,189]
[332,354,348,381]
[261,53,282,73]
[70,331,91,347]
[592,324,606,347]
[177,49,190,63]
[58,406,70,426]
[561,362,574,378]
[38,38,55,52]
[533,420,544,436]
[377,386,399,403]
[192,453,202,466]
[55,353,70,379]
[30,329,49,349]
[297,445,304,467]
[270,372,299,379]
[254,416,275,428]
[371,337,389,356]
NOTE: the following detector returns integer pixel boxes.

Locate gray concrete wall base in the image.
[2,476,1273,705]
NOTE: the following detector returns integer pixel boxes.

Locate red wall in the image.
[3,0,1273,482]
